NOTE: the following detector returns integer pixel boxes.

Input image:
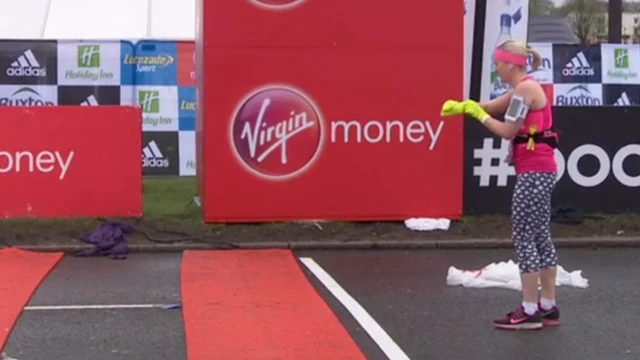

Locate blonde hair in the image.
[498,39,542,70]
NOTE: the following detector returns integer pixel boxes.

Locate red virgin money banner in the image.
[203,0,459,49]
[197,0,463,222]
[0,106,142,218]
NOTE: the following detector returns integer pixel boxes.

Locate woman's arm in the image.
[479,90,514,117]
[482,116,524,140]
[479,83,537,140]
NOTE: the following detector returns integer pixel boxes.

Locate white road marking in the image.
[24,304,172,310]
[299,257,411,360]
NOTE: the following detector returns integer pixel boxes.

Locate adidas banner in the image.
[0,41,57,85]
[603,84,640,106]
[142,132,180,176]
[526,43,640,107]
[57,86,121,106]
[0,39,196,177]
[479,41,640,107]
[552,44,602,84]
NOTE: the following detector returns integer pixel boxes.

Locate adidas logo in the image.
[614,92,632,106]
[80,95,99,106]
[6,49,46,77]
[141,140,169,168]
[562,52,595,77]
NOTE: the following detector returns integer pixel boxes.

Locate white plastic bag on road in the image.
[404,218,450,231]
[446,260,589,291]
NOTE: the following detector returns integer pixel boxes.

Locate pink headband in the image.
[494,49,527,67]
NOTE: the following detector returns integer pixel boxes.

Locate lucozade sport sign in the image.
[197,0,464,222]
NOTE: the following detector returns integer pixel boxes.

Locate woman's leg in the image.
[493,173,543,330]
[513,173,544,310]
[534,173,560,325]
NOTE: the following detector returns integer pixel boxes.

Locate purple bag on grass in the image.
[75,221,132,260]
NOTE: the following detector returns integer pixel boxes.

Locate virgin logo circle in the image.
[250,0,306,9]
[231,86,323,180]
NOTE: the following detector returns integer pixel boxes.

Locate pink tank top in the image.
[512,76,557,175]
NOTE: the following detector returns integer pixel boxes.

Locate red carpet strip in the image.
[0,248,63,351]
[181,249,366,360]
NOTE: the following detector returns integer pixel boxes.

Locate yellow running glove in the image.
[440,100,467,116]
[463,100,490,123]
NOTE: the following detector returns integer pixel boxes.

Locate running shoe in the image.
[539,304,560,326]
[493,305,543,330]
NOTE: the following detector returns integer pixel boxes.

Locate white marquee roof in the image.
[1,0,196,40]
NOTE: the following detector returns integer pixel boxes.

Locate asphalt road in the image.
[4,248,640,360]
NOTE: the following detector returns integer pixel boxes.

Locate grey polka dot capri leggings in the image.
[511,171,558,274]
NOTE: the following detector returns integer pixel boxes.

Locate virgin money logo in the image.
[250,0,306,9]
[231,86,323,180]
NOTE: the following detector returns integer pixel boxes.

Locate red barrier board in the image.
[0,106,142,218]
[177,42,196,86]
[197,0,463,222]
[205,0,460,49]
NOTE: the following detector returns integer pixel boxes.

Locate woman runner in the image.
[441,39,560,330]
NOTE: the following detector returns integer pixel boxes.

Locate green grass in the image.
[0,177,204,244]
[0,177,199,222]
[1,177,640,244]
[143,177,200,221]
[0,177,201,235]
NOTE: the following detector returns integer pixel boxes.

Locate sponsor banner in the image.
[480,0,530,101]
[56,41,121,86]
[464,107,640,214]
[204,0,459,49]
[178,86,196,131]
[0,40,58,85]
[199,47,463,222]
[0,85,57,106]
[179,131,196,176]
[177,42,196,86]
[121,41,177,86]
[120,85,179,132]
[0,39,196,178]
[0,106,142,218]
[602,84,640,106]
[249,0,307,9]
[464,0,477,98]
[199,0,464,222]
[57,85,121,106]
[142,132,180,176]
[553,83,602,106]
[527,42,553,84]
[600,43,640,85]
[552,44,602,84]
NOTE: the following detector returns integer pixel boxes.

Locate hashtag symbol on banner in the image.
[473,138,515,187]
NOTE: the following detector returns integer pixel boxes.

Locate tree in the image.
[555,0,608,43]
[624,0,640,12]
[530,0,556,16]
